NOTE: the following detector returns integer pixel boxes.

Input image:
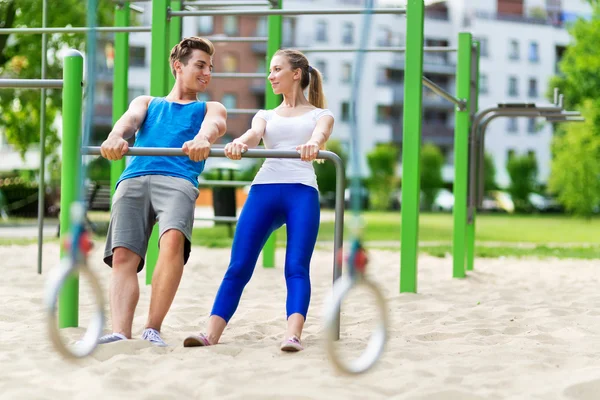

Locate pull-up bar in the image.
[0,79,63,89]
[298,46,457,53]
[183,1,270,6]
[0,27,150,35]
[169,8,406,17]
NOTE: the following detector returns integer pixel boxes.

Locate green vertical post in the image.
[466,40,480,272]
[262,0,282,269]
[147,0,171,285]
[452,32,472,279]
[110,2,130,198]
[168,0,182,89]
[58,50,84,328]
[399,0,424,293]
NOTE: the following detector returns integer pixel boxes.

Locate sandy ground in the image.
[1,241,600,400]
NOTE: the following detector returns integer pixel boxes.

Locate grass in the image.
[191,212,600,259]
[3,212,599,259]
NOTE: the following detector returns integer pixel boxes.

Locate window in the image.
[127,87,145,103]
[197,92,210,102]
[528,78,538,97]
[507,118,518,133]
[529,41,539,62]
[341,62,352,83]
[376,105,392,123]
[256,57,266,73]
[256,16,267,37]
[479,74,489,94]
[222,93,237,109]
[342,22,354,45]
[508,76,519,97]
[377,26,392,46]
[478,37,489,58]
[130,46,146,67]
[341,102,350,122]
[316,20,328,42]
[222,52,239,72]
[377,66,402,85]
[527,118,537,133]
[315,60,327,82]
[224,16,238,35]
[509,39,519,60]
[197,16,213,34]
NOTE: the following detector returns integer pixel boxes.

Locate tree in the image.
[419,142,443,210]
[547,5,600,111]
[0,1,114,158]
[483,152,497,192]
[366,143,398,210]
[506,153,538,212]
[549,100,600,218]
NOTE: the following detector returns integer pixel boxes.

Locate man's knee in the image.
[112,247,141,272]
[159,229,186,253]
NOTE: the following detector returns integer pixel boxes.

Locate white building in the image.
[287,0,592,186]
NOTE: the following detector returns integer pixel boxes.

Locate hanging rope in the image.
[323,0,389,375]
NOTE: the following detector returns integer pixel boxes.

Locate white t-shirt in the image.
[252,108,334,190]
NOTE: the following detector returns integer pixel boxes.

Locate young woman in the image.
[184,49,335,352]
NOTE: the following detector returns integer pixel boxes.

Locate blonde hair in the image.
[274,49,328,158]
[169,36,215,78]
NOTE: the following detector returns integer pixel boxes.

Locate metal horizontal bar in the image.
[228,108,260,114]
[82,146,339,162]
[0,79,63,89]
[197,180,250,187]
[170,8,406,17]
[195,216,239,223]
[0,26,150,35]
[183,1,270,6]
[129,4,145,13]
[297,46,457,53]
[545,116,585,122]
[422,76,466,110]
[205,36,267,42]
[211,72,265,78]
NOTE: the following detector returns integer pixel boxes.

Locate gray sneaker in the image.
[141,328,168,347]
[98,332,128,344]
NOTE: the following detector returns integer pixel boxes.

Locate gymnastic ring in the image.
[323,274,388,375]
[46,257,105,360]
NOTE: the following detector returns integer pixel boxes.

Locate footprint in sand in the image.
[564,379,600,400]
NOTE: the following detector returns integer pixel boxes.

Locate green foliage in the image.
[547,6,600,110]
[484,152,497,192]
[86,156,110,182]
[549,101,600,217]
[506,153,538,212]
[314,139,347,194]
[366,143,398,210]
[419,142,444,210]
[0,1,114,158]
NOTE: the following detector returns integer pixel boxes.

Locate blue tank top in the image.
[117,97,207,187]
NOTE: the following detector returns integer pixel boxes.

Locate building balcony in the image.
[392,122,454,145]
[393,54,456,75]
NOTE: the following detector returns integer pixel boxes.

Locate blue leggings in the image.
[210,183,320,323]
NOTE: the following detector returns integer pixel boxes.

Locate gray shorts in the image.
[103,175,199,272]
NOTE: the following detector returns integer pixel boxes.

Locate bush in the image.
[507,153,538,212]
[420,143,444,210]
[366,143,398,210]
[315,139,347,195]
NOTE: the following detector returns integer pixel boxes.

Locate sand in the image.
[1,241,600,400]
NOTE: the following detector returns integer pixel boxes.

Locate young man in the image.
[98,37,227,346]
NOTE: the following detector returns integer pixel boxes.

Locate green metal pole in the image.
[452,32,472,279]
[466,40,480,272]
[110,2,130,198]
[262,0,282,269]
[147,0,170,285]
[399,0,424,293]
[58,50,84,328]
[168,0,182,89]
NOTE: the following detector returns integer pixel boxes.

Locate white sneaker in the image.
[141,328,168,347]
[98,332,128,344]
